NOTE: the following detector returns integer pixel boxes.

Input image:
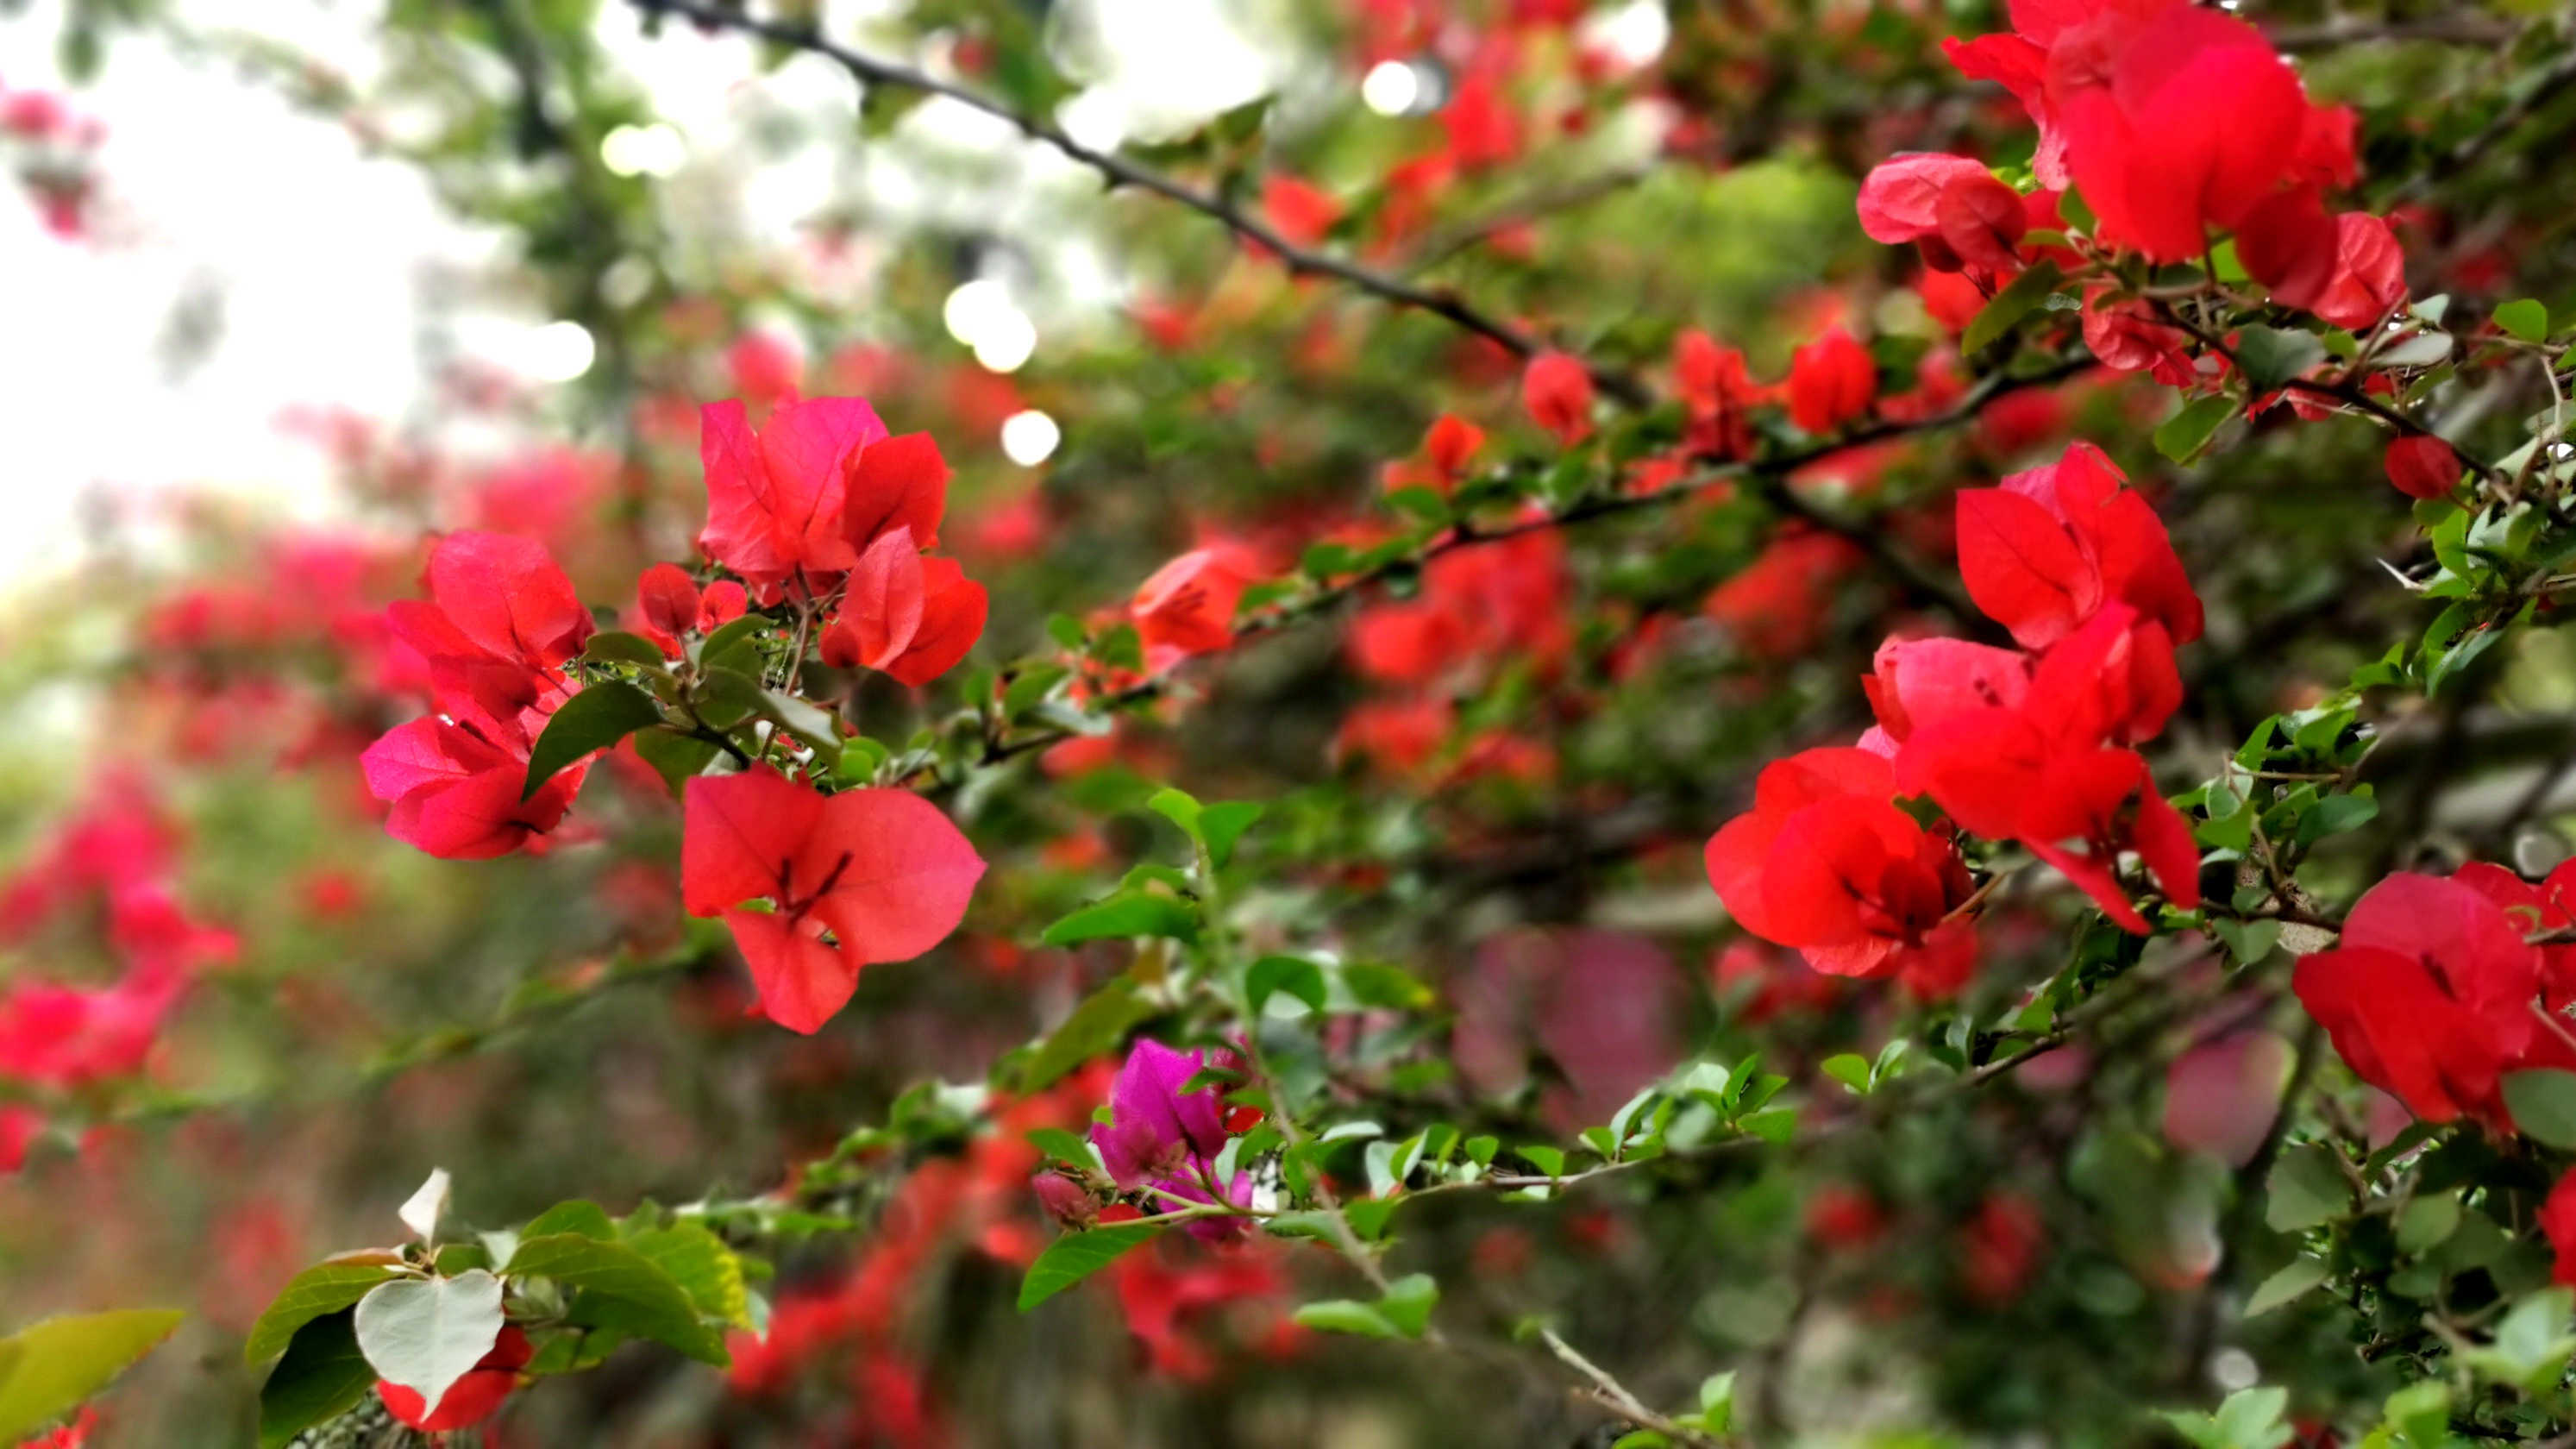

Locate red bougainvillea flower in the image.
[2311,213,2409,330]
[1858,635,2032,752]
[2234,184,2340,313]
[1704,747,1977,988]
[1260,174,1340,250]
[2453,860,2576,1011]
[2081,287,2199,386]
[2385,436,2461,500]
[1382,413,1486,494]
[1856,154,2028,273]
[1954,442,2203,649]
[1522,351,1594,446]
[634,562,701,655]
[379,1326,531,1431]
[1674,330,1767,460]
[1351,527,1571,687]
[361,716,585,861]
[2291,870,2575,1130]
[1946,0,2358,266]
[818,530,989,687]
[1132,546,1257,667]
[699,397,881,598]
[1807,1182,1889,1251]
[1702,530,1860,661]
[2014,747,2201,932]
[1960,1191,2046,1306]
[399,529,593,678]
[839,430,950,556]
[363,530,595,859]
[1787,329,1877,434]
[2544,1170,2576,1286]
[681,770,985,1033]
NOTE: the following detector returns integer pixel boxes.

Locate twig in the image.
[627,0,1649,405]
[1539,1327,1723,1447]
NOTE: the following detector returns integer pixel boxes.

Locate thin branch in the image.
[1539,1327,1725,1447]
[628,0,1649,405]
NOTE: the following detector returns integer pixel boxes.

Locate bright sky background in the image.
[0,0,1293,593]
[0,0,1663,594]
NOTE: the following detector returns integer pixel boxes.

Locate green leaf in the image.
[1017,976,1156,1091]
[629,1224,753,1330]
[757,688,844,763]
[1291,1299,1401,1337]
[1516,1145,1565,1177]
[697,613,770,677]
[2212,1385,2291,1449]
[1200,801,1263,868]
[582,630,672,667]
[523,680,664,800]
[244,1257,401,1365]
[1025,1126,1095,1166]
[1698,1371,1737,1433]
[1376,1274,1439,1338]
[505,1234,727,1364]
[2234,326,2327,393]
[1820,1053,1872,1095]
[1040,890,1199,947]
[2244,1258,2329,1315]
[2209,919,2280,966]
[1144,787,1201,838]
[256,1311,373,1449]
[0,1308,185,1441]
[521,1201,617,1241]
[1002,664,1070,718]
[351,1270,504,1408]
[630,726,723,794]
[2266,1145,2352,1232]
[2154,394,2238,463]
[2504,1070,2576,1150]
[2498,298,2550,343]
[2475,1287,2576,1393]
[1245,956,1327,1015]
[1740,1107,1798,1145]
[1018,1223,1163,1311]
[2397,1194,2462,1254]
[1962,260,2063,354]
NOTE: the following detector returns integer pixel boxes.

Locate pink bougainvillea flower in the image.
[698,396,884,598]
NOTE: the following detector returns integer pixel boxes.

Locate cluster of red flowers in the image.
[360,397,991,1034]
[0,775,235,1170]
[1865,0,2407,384]
[1707,442,2202,993]
[2293,867,2576,1135]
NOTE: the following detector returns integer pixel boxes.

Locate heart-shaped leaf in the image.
[352,1271,504,1409]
